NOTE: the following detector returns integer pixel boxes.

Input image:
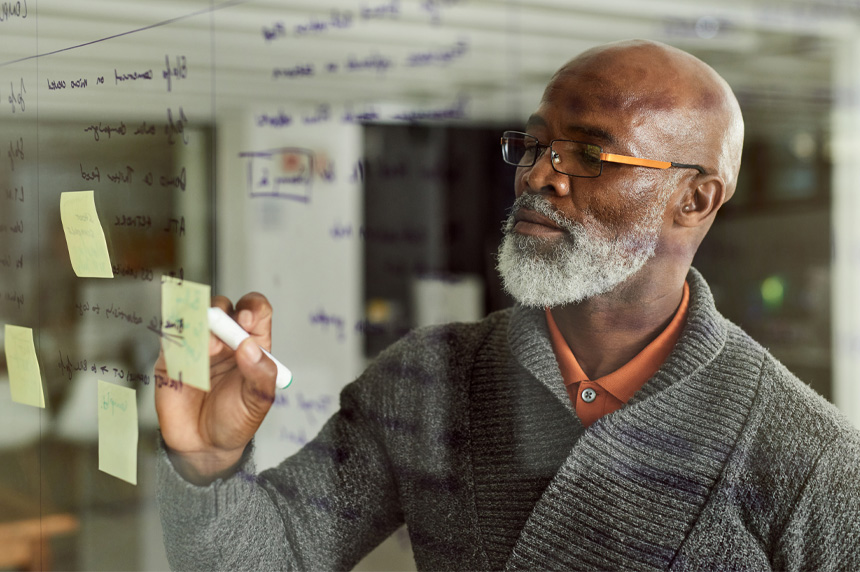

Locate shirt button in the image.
[581,387,597,403]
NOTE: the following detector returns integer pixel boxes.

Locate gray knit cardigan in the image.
[157,269,860,570]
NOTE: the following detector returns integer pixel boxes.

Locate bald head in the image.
[546,39,744,201]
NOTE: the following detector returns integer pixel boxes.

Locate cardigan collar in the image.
[503,268,760,570]
[507,267,728,414]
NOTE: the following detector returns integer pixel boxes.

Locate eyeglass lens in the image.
[501,131,603,178]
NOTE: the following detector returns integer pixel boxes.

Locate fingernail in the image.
[243,342,262,363]
[237,310,253,329]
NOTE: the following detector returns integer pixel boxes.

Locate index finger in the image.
[233,292,273,348]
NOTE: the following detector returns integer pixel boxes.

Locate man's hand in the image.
[155,292,278,485]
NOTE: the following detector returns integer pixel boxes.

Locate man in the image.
[156,40,860,570]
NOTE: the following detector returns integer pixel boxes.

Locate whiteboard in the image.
[0,0,850,569]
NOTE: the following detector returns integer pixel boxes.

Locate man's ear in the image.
[674,175,726,227]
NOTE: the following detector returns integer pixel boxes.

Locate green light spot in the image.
[761,276,785,310]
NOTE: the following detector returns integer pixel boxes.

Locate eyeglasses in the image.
[500,131,706,178]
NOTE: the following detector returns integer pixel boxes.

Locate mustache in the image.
[502,193,579,235]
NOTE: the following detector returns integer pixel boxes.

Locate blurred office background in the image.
[0,0,858,569]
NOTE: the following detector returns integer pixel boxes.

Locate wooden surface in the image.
[0,482,80,571]
[0,513,79,571]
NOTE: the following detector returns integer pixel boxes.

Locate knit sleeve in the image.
[772,425,860,570]
[156,358,406,571]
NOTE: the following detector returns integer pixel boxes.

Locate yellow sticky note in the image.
[98,380,137,485]
[4,325,46,408]
[60,190,114,278]
[161,276,210,391]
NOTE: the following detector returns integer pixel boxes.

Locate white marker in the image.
[207,306,292,389]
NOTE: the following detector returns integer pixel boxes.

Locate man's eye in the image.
[582,144,601,163]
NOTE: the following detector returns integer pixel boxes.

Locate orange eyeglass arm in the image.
[600,152,672,170]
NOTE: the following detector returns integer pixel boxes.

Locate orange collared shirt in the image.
[545,282,690,428]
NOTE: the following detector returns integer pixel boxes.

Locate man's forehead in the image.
[544,68,684,114]
[526,113,618,146]
[546,45,728,117]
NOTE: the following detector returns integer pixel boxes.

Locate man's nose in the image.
[521,147,570,197]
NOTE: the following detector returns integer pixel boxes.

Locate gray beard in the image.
[496,193,664,308]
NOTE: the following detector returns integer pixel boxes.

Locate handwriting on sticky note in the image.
[4,324,45,408]
[98,380,138,485]
[161,276,210,391]
[60,190,114,278]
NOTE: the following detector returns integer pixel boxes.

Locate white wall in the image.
[831,32,860,429]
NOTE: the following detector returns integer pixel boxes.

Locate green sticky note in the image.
[161,276,210,391]
[60,190,114,278]
[4,324,46,408]
[98,380,138,485]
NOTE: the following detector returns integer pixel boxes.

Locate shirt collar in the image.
[545,282,690,404]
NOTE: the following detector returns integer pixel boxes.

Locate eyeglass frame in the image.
[500,131,706,178]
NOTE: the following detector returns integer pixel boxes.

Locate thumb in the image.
[235,338,278,415]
